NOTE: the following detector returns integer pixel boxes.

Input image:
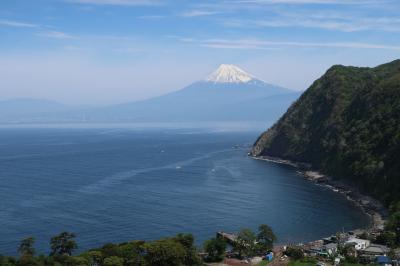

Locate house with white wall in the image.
[345,238,370,250]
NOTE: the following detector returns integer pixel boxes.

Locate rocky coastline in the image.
[251,155,388,233]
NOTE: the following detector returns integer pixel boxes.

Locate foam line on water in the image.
[77,149,232,195]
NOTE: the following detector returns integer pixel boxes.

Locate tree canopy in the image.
[252,59,400,206]
[204,237,226,262]
[256,224,277,252]
[234,228,257,258]
[50,231,78,256]
[18,237,35,257]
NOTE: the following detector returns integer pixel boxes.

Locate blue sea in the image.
[0,124,370,255]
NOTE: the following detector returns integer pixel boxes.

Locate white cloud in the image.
[181,10,220,17]
[230,0,388,5]
[112,47,144,53]
[0,19,38,28]
[190,0,399,32]
[36,31,77,39]
[181,38,400,51]
[66,0,163,6]
[221,11,400,32]
[137,15,165,19]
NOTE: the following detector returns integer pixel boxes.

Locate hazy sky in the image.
[1,0,400,105]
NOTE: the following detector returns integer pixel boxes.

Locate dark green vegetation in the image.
[0,224,276,265]
[233,224,277,258]
[285,247,305,261]
[203,237,226,262]
[377,202,400,247]
[252,60,400,242]
[252,59,400,206]
[0,232,202,266]
[287,257,317,266]
[50,232,78,256]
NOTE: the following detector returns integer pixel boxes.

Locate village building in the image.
[358,244,391,263]
[362,244,390,257]
[322,243,338,256]
[345,238,370,250]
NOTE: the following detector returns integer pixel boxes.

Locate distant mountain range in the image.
[0,64,300,124]
[0,98,71,123]
[252,59,400,206]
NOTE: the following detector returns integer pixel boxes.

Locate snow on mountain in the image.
[206,64,255,83]
[0,64,299,123]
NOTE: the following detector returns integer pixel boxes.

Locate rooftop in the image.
[363,244,390,254]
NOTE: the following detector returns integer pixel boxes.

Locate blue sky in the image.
[1,0,400,105]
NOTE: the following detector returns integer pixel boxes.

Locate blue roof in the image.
[376,256,390,264]
[265,253,273,260]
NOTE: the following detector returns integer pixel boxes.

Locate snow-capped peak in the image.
[206,64,255,83]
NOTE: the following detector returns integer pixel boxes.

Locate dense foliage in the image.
[0,224,277,265]
[285,247,305,260]
[203,237,226,262]
[377,202,400,247]
[0,233,202,266]
[252,59,400,206]
[232,225,277,259]
[256,224,277,252]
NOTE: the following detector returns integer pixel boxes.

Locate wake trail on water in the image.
[77,148,233,195]
[16,148,239,209]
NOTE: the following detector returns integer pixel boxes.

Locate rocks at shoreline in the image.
[251,155,387,232]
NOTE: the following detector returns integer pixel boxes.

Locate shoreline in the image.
[251,154,387,235]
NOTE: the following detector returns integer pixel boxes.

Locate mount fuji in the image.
[84,64,301,122]
[0,64,301,124]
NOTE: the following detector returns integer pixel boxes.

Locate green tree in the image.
[18,255,39,266]
[50,232,78,256]
[117,241,145,265]
[376,231,397,247]
[17,237,38,266]
[63,256,89,266]
[203,237,226,262]
[103,256,124,266]
[143,239,186,266]
[18,237,35,257]
[85,250,103,265]
[385,211,400,246]
[173,234,194,250]
[285,247,304,260]
[342,245,357,262]
[234,228,256,258]
[173,234,202,266]
[100,243,120,258]
[256,224,277,252]
[0,255,17,266]
[389,201,400,213]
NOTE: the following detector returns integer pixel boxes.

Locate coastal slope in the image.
[251,59,400,205]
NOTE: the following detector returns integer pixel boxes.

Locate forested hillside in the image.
[252,60,400,206]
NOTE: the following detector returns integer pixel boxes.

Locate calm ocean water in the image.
[0,124,369,255]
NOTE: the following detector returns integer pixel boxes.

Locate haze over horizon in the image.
[1,0,400,105]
